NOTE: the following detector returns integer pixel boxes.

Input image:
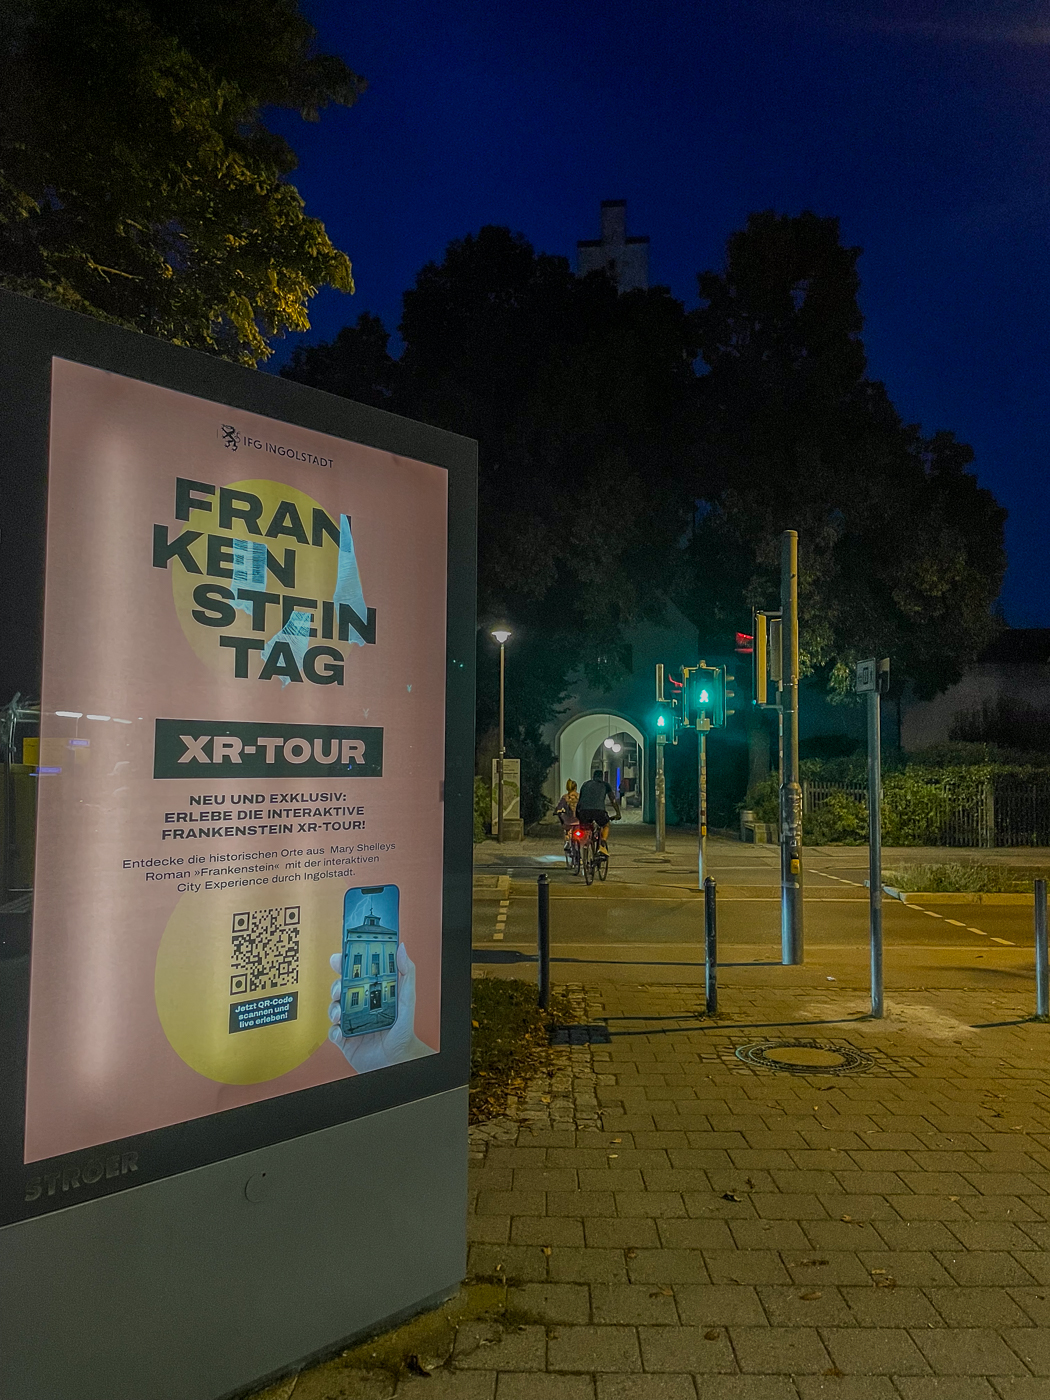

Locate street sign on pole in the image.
[855,657,876,693]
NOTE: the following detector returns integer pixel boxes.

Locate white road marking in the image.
[991,937,1015,945]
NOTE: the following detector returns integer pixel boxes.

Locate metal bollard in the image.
[1036,879,1048,1022]
[538,873,551,1011]
[704,875,717,1016]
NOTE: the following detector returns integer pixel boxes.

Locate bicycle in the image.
[563,824,583,876]
[581,819,611,885]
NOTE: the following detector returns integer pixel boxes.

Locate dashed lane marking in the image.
[494,894,510,941]
[812,869,866,888]
[908,902,1005,945]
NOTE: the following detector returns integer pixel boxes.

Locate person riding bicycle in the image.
[576,770,621,855]
[553,779,579,851]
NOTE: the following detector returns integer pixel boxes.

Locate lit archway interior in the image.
[556,713,646,822]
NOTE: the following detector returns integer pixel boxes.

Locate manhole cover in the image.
[735,1040,873,1075]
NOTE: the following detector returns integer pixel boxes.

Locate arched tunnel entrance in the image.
[555,712,646,822]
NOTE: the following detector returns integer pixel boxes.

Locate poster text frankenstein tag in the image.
[153,478,376,685]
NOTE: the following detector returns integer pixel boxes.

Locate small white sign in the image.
[855,658,876,693]
[491,757,521,824]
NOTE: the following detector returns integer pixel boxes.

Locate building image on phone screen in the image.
[340,885,399,1036]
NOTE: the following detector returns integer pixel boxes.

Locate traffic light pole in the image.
[780,530,804,964]
[497,639,506,843]
[655,734,666,853]
[867,685,884,1018]
[697,720,709,891]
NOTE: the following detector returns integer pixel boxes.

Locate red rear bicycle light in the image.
[573,828,586,840]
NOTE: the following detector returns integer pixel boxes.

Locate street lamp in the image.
[491,628,512,841]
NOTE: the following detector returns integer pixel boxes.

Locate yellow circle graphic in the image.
[155,883,340,1084]
[171,478,347,675]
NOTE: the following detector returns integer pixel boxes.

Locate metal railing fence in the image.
[802,775,1050,848]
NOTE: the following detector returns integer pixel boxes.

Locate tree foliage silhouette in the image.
[0,0,362,363]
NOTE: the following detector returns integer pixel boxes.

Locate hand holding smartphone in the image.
[340,884,399,1038]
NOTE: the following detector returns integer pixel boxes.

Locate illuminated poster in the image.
[23,359,448,1164]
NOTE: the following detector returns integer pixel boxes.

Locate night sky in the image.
[267,0,1050,626]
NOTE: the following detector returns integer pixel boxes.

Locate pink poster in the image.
[23,359,448,1163]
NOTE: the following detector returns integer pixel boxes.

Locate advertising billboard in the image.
[0,341,473,1224]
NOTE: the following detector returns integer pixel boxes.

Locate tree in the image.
[0,0,362,364]
[282,312,395,406]
[396,227,700,658]
[289,226,703,816]
[683,211,1006,699]
[288,214,1008,814]
[396,228,701,814]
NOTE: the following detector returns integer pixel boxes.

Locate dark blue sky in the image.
[268,0,1050,625]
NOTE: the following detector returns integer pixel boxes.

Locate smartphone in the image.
[341,884,400,1037]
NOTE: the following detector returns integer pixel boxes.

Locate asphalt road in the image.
[477,884,1030,949]
[472,838,1043,991]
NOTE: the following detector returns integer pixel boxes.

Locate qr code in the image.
[230,906,300,994]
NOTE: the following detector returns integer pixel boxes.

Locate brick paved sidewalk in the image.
[255,978,1050,1400]
[459,979,1050,1400]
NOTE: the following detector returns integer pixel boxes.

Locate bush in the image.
[746,754,1050,846]
[804,790,867,844]
[473,775,490,843]
[744,773,779,824]
[885,862,1036,893]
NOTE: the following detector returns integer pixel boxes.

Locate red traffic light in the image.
[735,632,754,654]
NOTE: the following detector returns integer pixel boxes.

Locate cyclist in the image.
[553,779,580,851]
[576,770,621,855]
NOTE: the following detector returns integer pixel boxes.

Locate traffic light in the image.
[689,665,720,727]
[684,664,736,728]
[654,700,679,743]
[654,662,679,742]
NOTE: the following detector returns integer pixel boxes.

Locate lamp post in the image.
[492,628,511,841]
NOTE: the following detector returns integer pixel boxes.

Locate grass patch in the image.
[885,861,1041,893]
[470,976,574,1124]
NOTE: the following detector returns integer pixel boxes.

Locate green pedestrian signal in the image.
[683,664,735,728]
[654,700,679,744]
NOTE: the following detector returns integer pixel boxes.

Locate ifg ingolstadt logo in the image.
[220,424,240,451]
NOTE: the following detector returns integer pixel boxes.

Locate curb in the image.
[885,888,1032,906]
[473,874,512,898]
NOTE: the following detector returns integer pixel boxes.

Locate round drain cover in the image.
[735,1040,873,1075]
[764,1046,847,1068]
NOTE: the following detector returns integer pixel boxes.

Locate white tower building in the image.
[576,200,650,292]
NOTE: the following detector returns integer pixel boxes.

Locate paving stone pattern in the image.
[453,980,1050,1400]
